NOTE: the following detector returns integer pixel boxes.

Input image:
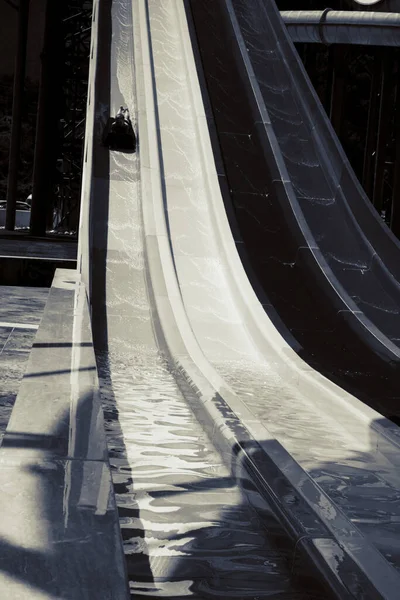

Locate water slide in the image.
[78,0,400,597]
[189,0,400,419]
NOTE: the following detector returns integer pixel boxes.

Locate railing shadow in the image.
[3,364,396,597]
[0,389,125,598]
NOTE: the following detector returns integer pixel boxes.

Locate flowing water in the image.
[95,347,326,599]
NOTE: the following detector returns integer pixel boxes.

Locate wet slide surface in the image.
[97,353,323,599]
[187,0,400,421]
[87,0,326,597]
[184,0,400,576]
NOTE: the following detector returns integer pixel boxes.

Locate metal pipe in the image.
[372,50,392,212]
[362,54,380,197]
[281,10,400,46]
[5,0,30,231]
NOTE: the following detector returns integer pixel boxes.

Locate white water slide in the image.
[78,0,400,597]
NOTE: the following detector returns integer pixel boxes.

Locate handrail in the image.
[282,10,400,45]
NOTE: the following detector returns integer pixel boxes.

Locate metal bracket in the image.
[318,8,332,46]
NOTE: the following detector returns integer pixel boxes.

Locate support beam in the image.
[390,55,400,238]
[372,50,392,214]
[5,0,29,231]
[329,46,346,138]
[362,55,380,198]
[30,0,63,236]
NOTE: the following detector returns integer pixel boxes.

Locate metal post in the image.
[329,46,346,138]
[372,49,392,214]
[362,53,380,199]
[5,0,30,231]
[30,0,63,236]
[325,45,335,115]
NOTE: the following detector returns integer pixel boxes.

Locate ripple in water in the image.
[215,359,400,573]
[95,348,325,598]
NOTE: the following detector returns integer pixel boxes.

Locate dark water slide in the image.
[187,0,400,420]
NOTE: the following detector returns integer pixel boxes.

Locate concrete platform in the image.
[0,270,129,599]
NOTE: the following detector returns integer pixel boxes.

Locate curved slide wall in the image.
[223,0,400,352]
[78,0,400,597]
[188,0,400,418]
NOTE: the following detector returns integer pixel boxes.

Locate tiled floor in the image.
[0,286,49,445]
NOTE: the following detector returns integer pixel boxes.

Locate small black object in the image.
[102,106,136,152]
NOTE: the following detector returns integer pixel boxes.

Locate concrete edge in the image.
[133,2,400,599]
[77,0,100,295]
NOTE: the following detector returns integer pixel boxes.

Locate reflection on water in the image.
[215,359,400,573]
[95,350,324,598]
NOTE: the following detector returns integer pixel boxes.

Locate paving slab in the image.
[0,286,49,446]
